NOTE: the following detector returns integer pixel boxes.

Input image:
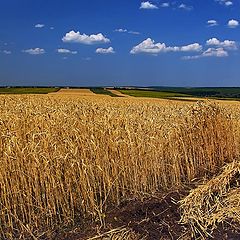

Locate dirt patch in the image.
[54,192,188,240]
[211,222,240,240]
[104,191,187,240]
[54,189,240,240]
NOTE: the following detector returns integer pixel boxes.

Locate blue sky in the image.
[0,0,239,87]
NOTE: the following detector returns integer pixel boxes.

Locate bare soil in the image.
[54,191,240,240]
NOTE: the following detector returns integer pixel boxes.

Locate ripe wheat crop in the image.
[0,95,239,239]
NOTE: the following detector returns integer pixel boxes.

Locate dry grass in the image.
[0,95,238,239]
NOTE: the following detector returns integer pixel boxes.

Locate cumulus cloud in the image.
[130,38,202,55]
[35,24,45,28]
[180,43,202,51]
[22,48,45,55]
[206,38,237,49]
[96,47,115,54]
[228,19,239,28]
[178,3,193,10]
[225,1,233,6]
[183,48,228,59]
[140,1,158,9]
[216,0,233,6]
[207,20,218,27]
[160,2,170,7]
[183,37,238,60]
[130,39,167,54]
[57,48,77,54]
[203,48,228,57]
[62,31,110,44]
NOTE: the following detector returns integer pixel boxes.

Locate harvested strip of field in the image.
[107,89,131,97]
[49,88,96,96]
[90,88,119,97]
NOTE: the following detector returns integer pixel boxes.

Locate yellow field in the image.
[49,88,98,96]
[0,94,240,239]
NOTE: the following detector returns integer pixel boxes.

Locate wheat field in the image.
[0,94,240,239]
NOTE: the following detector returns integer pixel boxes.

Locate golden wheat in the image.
[0,95,238,239]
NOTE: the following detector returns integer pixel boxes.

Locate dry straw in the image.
[180,160,240,239]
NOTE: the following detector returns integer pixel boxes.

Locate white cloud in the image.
[3,50,11,54]
[115,28,140,35]
[50,27,54,30]
[207,20,218,27]
[140,1,158,9]
[178,3,193,10]
[22,48,45,55]
[62,31,110,44]
[183,48,228,60]
[115,28,128,33]
[128,31,140,35]
[225,1,233,5]
[57,48,77,54]
[216,0,233,6]
[130,38,202,55]
[184,37,237,60]
[130,38,167,54]
[180,43,202,52]
[203,47,228,57]
[206,38,237,49]
[35,24,45,28]
[161,2,170,7]
[228,19,239,28]
[96,47,115,54]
